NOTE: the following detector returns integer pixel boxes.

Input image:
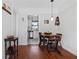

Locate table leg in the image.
[17,39,18,59]
[5,40,7,59]
[14,41,15,59]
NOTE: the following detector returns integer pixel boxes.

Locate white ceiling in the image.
[3,0,76,9]
[14,0,51,8]
[14,0,76,8]
[14,0,68,8]
[13,0,76,14]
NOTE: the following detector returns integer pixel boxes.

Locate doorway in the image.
[27,15,39,44]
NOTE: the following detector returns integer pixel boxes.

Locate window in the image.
[32,20,38,30]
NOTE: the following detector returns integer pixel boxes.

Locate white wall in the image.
[16,13,28,45]
[2,11,16,59]
[2,0,16,59]
[58,1,77,55]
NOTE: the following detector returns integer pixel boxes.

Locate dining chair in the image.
[39,32,47,46]
[56,33,62,48]
[47,35,57,50]
[47,35,62,54]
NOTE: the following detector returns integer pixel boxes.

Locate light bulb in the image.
[51,17,53,21]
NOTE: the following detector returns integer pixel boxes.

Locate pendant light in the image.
[55,16,60,26]
[51,0,54,21]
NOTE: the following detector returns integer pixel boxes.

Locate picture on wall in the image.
[44,20,49,24]
[2,0,11,15]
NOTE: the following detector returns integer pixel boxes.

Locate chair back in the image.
[39,32,44,40]
[56,33,62,41]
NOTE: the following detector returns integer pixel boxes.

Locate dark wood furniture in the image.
[4,37,18,59]
[39,32,47,46]
[56,33,62,47]
[48,35,61,54]
[41,33,62,54]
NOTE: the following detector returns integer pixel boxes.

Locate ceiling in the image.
[14,0,76,8]
[3,0,76,9]
[13,0,76,13]
[14,0,68,8]
[14,0,51,8]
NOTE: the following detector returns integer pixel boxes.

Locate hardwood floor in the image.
[10,45,77,59]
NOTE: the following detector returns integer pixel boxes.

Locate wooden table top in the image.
[4,37,18,41]
[41,33,61,41]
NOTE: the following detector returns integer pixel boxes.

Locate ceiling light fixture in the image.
[50,0,54,21]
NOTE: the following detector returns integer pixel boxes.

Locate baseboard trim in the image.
[62,47,77,57]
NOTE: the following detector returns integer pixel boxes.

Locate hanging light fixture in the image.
[50,0,54,21]
[55,16,60,26]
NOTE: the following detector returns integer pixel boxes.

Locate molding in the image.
[62,46,77,56]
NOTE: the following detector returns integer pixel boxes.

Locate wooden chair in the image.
[39,32,47,46]
[47,35,57,51]
[47,35,62,54]
[56,33,62,47]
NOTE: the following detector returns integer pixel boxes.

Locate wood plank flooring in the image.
[10,45,77,59]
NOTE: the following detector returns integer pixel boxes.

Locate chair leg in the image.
[55,41,61,54]
[39,42,41,46]
[47,40,52,51]
[43,41,46,46]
